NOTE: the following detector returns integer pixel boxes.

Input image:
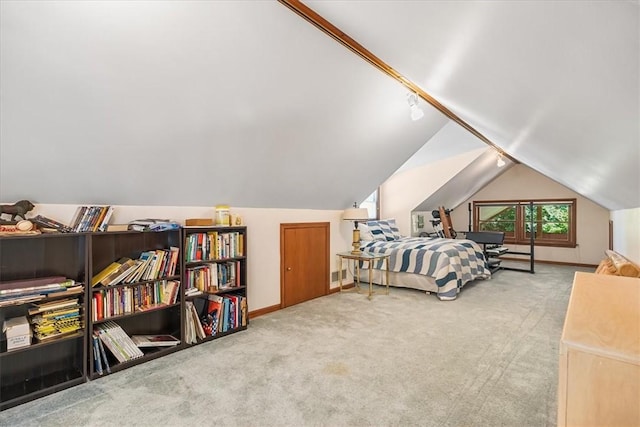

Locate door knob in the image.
[286,267,292,271]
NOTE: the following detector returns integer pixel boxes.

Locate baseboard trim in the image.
[250,282,358,318]
[249,304,281,319]
[500,257,597,269]
[329,282,354,294]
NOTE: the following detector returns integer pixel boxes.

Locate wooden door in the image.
[280,222,329,308]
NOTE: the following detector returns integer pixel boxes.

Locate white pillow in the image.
[358,223,374,241]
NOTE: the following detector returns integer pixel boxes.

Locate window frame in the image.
[473,198,577,248]
[359,188,380,220]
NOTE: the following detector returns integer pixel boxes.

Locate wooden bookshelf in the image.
[0,233,88,411]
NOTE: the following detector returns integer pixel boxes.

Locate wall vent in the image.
[331,269,348,283]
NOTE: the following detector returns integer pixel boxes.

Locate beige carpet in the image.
[1,263,590,426]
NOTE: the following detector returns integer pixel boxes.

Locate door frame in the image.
[280,222,330,308]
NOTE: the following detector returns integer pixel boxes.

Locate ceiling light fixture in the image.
[407,93,424,121]
[496,152,506,168]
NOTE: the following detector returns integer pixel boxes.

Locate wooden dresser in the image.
[558,272,640,427]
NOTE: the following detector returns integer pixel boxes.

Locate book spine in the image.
[98,206,114,232]
[97,335,111,374]
[92,334,104,375]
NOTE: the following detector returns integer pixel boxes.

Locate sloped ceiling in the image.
[394,121,488,175]
[308,1,640,210]
[413,148,515,213]
[1,1,638,212]
[0,1,448,209]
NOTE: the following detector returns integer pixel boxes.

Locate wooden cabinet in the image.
[558,272,640,427]
[0,234,88,410]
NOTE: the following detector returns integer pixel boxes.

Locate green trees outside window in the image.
[474,199,576,248]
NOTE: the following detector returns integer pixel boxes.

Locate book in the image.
[76,206,94,232]
[190,303,206,340]
[69,206,86,231]
[106,224,129,232]
[92,334,104,375]
[90,206,105,231]
[97,334,111,374]
[206,294,224,335]
[28,297,80,315]
[95,321,144,362]
[184,301,196,345]
[30,215,73,233]
[101,258,138,287]
[167,246,180,276]
[130,334,180,347]
[98,206,114,232]
[92,259,128,287]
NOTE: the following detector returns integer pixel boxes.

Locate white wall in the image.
[17,204,353,312]
[380,148,486,235]
[452,164,610,265]
[610,207,640,265]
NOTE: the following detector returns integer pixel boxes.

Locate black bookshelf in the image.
[88,230,181,379]
[181,226,248,346]
[0,233,88,411]
[0,226,249,410]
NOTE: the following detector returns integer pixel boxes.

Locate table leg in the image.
[338,255,343,292]
[368,260,373,300]
[385,256,390,295]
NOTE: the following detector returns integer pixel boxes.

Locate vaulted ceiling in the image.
[1,1,638,211]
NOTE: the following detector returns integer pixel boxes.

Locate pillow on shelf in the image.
[366,219,401,241]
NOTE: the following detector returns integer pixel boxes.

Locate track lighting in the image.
[407,93,424,121]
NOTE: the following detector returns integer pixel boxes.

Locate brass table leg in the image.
[385,256,390,295]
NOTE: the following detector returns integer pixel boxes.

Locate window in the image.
[473,199,576,248]
[359,189,379,220]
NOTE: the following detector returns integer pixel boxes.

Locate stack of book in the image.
[30,297,83,342]
[30,215,74,233]
[91,247,180,288]
[0,276,81,307]
[184,261,239,293]
[94,321,144,363]
[69,205,114,232]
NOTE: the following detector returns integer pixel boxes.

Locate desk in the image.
[336,251,389,299]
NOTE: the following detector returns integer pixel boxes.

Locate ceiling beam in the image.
[278,0,518,164]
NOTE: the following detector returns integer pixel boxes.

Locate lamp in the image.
[496,152,506,168]
[407,92,424,121]
[343,205,369,254]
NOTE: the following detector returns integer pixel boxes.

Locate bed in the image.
[356,220,491,300]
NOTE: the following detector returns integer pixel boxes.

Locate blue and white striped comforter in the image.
[360,237,490,300]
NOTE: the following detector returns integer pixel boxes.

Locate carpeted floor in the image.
[1,263,590,426]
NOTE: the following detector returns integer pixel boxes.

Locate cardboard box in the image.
[3,316,31,351]
[185,218,214,226]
